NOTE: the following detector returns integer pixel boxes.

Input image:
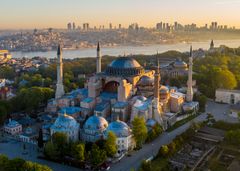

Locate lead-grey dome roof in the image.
[51,114,79,131]
[174,59,187,68]
[106,120,131,137]
[137,76,154,86]
[109,57,141,68]
[105,57,144,76]
[84,115,108,131]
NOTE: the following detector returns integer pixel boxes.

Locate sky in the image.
[1,0,240,29]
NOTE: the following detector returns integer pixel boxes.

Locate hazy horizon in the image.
[1,0,240,29]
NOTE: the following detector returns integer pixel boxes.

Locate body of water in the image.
[11,39,240,59]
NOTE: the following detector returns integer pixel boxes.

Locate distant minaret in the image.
[96,42,102,73]
[186,46,193,102]
[210,40,214,50]
[55,44,65,99]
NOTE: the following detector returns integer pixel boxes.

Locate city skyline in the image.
[1,0,240,29]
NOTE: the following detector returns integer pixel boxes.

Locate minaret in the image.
[186,46,193,102]
[210,40,214,50]
[96,42,101,73]
[152,56,163,125]
[154,57,160,100]
[55,44,65,99]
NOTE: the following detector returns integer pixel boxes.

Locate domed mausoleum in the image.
[105,120,134,155]
[50,113,80,142]
[81,115,108,142]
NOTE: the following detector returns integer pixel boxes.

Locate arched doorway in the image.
[103,81,119,93]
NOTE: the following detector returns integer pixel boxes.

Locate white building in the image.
[105,120,134,156]
[50,113,80,142]
[4,119,22,135]
[215,89,240,104]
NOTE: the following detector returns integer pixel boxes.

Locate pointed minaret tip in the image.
[57,44,62,55]
[190,45,192,57]
[97,41,100,51]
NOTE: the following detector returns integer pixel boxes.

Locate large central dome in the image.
[105,57,144,76]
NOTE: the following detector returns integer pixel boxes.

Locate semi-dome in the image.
[174,59,187,69]
[106,120,131,137]
[137,76,154,86]
[84,115,108,131]
[105,57,144,76]
[51,114,79,131]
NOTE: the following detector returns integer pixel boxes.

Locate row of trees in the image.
[0,155,52,171]
[194,53,239,98]
[0,87,54,126]
[43,132,117,169]
[139,122,204,171]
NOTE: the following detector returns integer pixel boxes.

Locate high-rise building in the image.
[109,23,112,30]
[156,22,163,30]
[174,22,178,31]
[83,23,90,30]
[119,24,122,29]
[67,23,72,30]
[72,22,76,30]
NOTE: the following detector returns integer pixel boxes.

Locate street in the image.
[109,100,238,171]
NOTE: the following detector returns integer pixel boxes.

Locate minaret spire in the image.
[96,41,101,73]
[154,56,160,99]
[152,54,163,125]
[55,44,65,99]
[186,45,193,102]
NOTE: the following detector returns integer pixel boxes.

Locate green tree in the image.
[0,66,15,79]
[72,143,85,162]
[193,94,207,112]
[0,155,52,171]
[159,145,169,157]
[104,131,117,157]
[90,144,107,168]
[132,117,148,148]
[22,161,52,171]
[52,132,68,157]
[38,128,44,149]
[0,155,10,171]
[139,160,152,171]
[10,87,54,113]
[168,142,176,156]
[44,142,59,160]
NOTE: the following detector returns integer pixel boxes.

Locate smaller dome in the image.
[84,115,108,131]
[107,120,131,137]
[51,114,79,131]
[174,59,187,68]
[137,76,154,86]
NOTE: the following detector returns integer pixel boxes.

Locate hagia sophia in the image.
[47,43,198,155]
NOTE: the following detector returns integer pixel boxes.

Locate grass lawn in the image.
[167,114,198,132]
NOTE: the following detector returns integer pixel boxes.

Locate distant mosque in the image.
[48,42,198,155]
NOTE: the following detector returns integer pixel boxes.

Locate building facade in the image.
[215,89,240,104]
